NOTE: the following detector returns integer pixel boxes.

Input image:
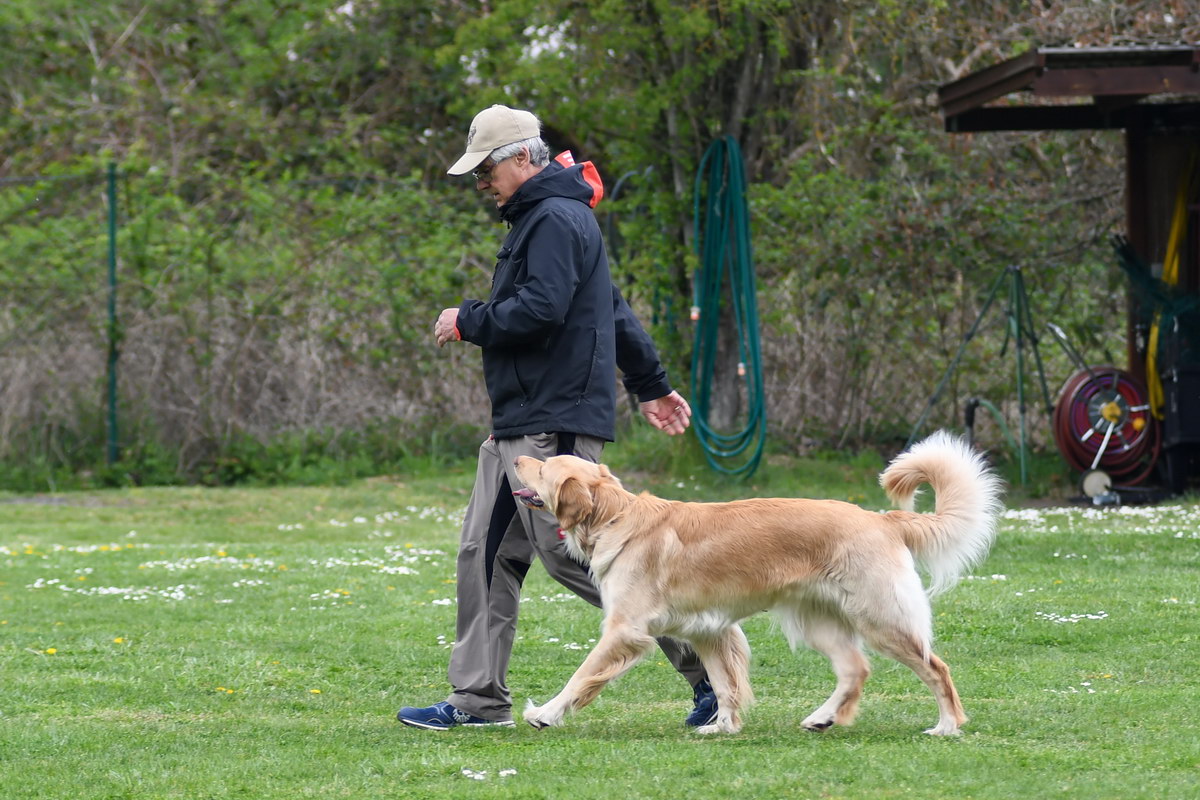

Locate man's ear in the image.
[554,476,592,531]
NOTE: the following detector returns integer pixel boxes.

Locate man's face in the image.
[473,149,524,208]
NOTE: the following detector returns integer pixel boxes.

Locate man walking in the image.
[397,104,717,730]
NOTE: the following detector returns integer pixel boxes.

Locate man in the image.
[397,104,718,730]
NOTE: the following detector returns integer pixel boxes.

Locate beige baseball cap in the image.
[447,104,542,175]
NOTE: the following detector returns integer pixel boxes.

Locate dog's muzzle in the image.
[512,487,544,509]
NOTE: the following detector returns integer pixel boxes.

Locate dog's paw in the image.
[695,716,740,735]
[802,715,834,732]
[923,724,962,736]
[523,699,562,730]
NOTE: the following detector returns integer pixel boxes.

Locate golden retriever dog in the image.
[512,431,1003,736]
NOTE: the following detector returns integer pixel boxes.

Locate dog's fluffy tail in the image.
[880,431,1005,596]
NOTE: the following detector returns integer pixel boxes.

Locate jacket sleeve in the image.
[456,208,582,347]
[613,284,672,402]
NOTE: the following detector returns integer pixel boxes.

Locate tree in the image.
[1,0,1193,485]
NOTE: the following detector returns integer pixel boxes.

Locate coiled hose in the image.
[689,136,766,477]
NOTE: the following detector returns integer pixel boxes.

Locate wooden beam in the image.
[944,103,1200,132]
[937,50,1041,118]
[1095,95,1147,112]
[1125,129,1148,383]
[1033,66,1200,97]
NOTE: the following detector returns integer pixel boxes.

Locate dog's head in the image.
[513,455,628,554]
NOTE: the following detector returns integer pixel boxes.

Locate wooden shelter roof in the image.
[938,45,1200,132]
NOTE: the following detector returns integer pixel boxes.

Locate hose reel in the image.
[1050,365,1160,494]
[1046,324,1161,496]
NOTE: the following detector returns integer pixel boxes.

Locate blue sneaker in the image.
[685,679,719,727]
[396,701,515,731]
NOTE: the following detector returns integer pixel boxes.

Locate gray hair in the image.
[491,136,550,167]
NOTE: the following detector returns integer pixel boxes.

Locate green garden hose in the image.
[689,136,766,477]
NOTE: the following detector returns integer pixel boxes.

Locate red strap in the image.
[554,151,604,208]
[580,161,604,208]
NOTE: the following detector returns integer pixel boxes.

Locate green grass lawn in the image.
[2,459,1198,799]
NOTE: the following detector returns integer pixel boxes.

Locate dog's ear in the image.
[588,478,625,526]
[596,463,622,488]
[553,476,593,531]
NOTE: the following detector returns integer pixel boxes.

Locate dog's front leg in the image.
[524,619,655,729]
[691,625,754,734]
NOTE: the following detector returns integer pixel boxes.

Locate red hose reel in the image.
[1051,366,1161,491]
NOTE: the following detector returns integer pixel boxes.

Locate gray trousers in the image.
[446,432,706,721]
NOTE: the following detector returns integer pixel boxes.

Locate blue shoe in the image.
[396,701,515,730]
[685,679,719,727]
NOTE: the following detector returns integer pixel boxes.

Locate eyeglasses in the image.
[471,160,496,183]
[471,155,510,183]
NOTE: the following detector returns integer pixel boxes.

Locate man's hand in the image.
[435,307,461,347]
[640,390,692,436]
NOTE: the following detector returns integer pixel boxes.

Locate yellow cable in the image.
[1147,151,1196,419]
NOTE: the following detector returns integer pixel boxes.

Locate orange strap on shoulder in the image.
[554,151,604,208]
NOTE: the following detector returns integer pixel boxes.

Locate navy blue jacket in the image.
[455,159,672,441]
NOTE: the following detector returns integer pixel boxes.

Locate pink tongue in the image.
[512,488,542,504]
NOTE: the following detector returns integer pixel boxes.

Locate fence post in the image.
[106,162,120,465]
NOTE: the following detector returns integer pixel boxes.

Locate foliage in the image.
[1,0,1195,485]
[0,159,502,485]
[751,110,1127,443]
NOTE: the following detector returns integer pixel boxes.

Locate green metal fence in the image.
[0,164,491,485]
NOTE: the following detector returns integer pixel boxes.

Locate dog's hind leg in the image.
[861,626,966,736]
[848,562,966,734]
[784,613,871,732]
[689,625,753,734]
[523,618,655,729]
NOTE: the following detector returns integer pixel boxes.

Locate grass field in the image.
[2,454,1198,799]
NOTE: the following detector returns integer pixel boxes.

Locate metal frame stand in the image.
[907,265,1054,484]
